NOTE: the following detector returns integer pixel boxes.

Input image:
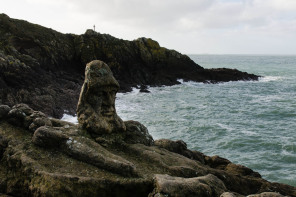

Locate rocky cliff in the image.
[0,14,259,118]
[0,60,294,197]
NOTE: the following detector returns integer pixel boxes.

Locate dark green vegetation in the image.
[0,14,259,118]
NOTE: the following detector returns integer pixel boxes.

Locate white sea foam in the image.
[216,123,235,132]
[131,87,140,94]
[182,81,203,88]
[177,79,184,83]
[61,114,78,124]
[241,130,258,136]
[177,78,205,86]
[117,87,140,98]
[259,76,282,82]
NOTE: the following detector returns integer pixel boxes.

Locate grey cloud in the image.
[62,0,215,29]
[3,0,296,54]
[63,0,296,33]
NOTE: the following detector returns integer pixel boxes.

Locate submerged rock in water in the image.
[77,60,126,135]
[139,85,150,93]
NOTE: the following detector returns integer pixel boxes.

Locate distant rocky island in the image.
[0,14,259,119]
[0,60,295,197]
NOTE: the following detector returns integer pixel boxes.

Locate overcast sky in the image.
[1,0,296,54]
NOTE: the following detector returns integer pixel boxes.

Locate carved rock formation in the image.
[77,60,126,135]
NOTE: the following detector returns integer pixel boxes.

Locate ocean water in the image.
[62,55,296,186]
[116,55,296,186]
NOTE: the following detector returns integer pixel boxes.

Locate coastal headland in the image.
[0,14,258,118]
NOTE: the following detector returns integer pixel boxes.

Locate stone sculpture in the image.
[77,60,126,136]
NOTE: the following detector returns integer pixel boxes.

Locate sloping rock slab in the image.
[149,174,226,197]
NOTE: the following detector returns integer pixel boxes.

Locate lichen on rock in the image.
[149,174,227,197]
[124,120,154,146]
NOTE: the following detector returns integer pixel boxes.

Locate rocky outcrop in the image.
[0,61,294,196]
[0,14,259,118]
[154,139,205,163]
[1,103,295,196]
[149,174,227,197]
[33,125,137,177]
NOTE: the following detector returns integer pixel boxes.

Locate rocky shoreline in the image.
[0,14,259,118]
[0,60,295,197]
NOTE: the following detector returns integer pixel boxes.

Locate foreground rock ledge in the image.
[0,61,294,197]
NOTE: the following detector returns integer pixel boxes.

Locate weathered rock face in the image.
[154,139,205,163]
[149,174,227,197]
[124,120,154,146]
[0,14,259,118]
[77,60,125,135]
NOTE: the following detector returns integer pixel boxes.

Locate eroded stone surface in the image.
[149,174,227,197]
[124,120,154,146]
[77,60,126,135]
[32,126,137,177]
[155,139,205,164]
[0,105,10,119]
[248,192,287,197]
[220,192,242,197]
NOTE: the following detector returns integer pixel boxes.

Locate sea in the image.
[62,54,296,187]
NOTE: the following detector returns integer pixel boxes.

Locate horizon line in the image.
[186,53,296,56]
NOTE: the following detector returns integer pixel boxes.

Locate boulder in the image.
[154,139,187,153]
[32,126,69,148]
[220,192,243,197]
[0,105,10,119]
[5,104,52,133]
[155,139,205,163]
[25,111,52,132]
[225,163,261,178]
[0,135,8,159]
[7,104,34,127]
[32,126,137,177]
[248,192,287,197]
[149,174,227,197]
[124,120,154,146]
[65,136,137,177]
[139,85,150,93]
[205,155,261,178]
[205,155,231,169]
